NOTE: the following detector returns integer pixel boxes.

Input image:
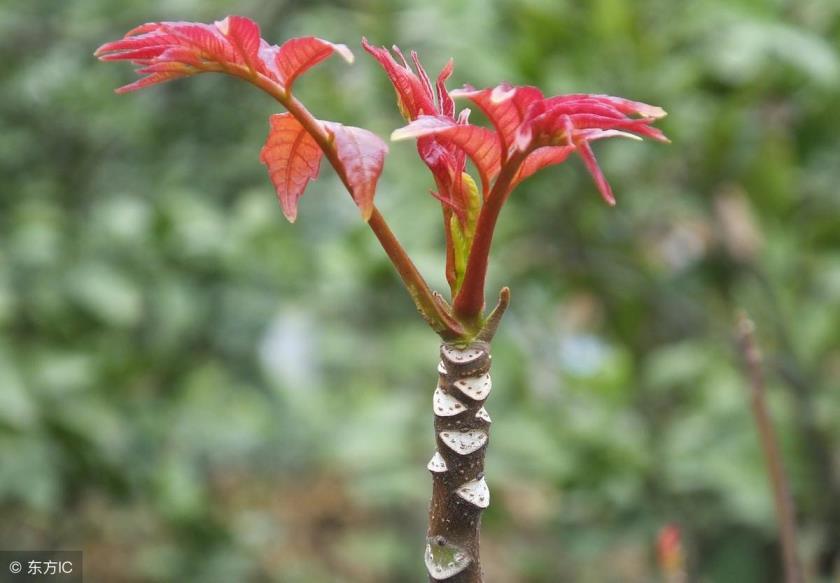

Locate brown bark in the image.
[425,341,493,582]
[735,313,803,583]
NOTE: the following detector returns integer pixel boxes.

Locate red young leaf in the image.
[361,39,437,120]
[570,114,668,141]
[163,21,240,65]
[495,92,670,205]
[364,42,472,222]
[409,50,436,106]
[574,128,651,206]
[521,93,670,149]
[576,140,615,206]
[115,67,196,94]
[577,128,645,142]
[540,93,667,120]
[259,113,324,222]
[435,59,455,119]
[275,37,354,91]
[512,145,575,189]
[96,17,354,93]
[513,127,645,200]
[391,115,501,195]
[323,122,388,221]
[451,83,544,160]
[531,99,628,122]
[215,15,262,72]
[416,136,465,217]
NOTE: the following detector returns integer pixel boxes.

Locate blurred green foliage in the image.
[1,0,839,581]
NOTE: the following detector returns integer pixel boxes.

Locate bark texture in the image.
[425,341,492,582]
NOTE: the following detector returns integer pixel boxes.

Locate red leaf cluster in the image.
[95,16,352,93]
[99,16,671,330]
[98,17,385,222]
[363,40,481,221]
[398,82,669,206]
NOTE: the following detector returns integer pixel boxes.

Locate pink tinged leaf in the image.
[417,134,468,211]
[156,46,208,68]
[96,44,170,62]
[569,114,670,142]
[545,93,667,119]
[451,84,544,158]
[322,122,388,221]
[124,22,161,36]
[538,100,628,121]
[161,22,235,64]
[430,186,465,217]
[410,50,436,105]
[98,17,285,93]
[417,137,466,219]
[114,71,188,94]
[135,61,197,75]
[511,145,575,188]
[97,21,233,80]
[95,28,178,59]
[510,128,649,194]
[568,113,648,130]
[390,44,410,68]
[576,141,616,206]
[391,116,501,194]
[577,129,643,142]
[275,37,354,91]
[259,113,324,222]
[257,41,282,79]
[436,59,455,118]
[532,109,669,144]
[607,96,667,119]
[362,39,436,119]
[418,137,456,185]
[620,123,669,143]
[215,16,262,73]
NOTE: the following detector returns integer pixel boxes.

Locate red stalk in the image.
[452,150,528,325]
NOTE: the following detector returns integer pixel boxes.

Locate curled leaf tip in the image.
[214,16,230,35]
[644,105,668,119]
[389,127,415,141]
[333,42,354,64]
[490,84,515,104]
[448,85,475,99]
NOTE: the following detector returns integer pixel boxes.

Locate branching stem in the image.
[250,73,465,339]
[735,311,803,583]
